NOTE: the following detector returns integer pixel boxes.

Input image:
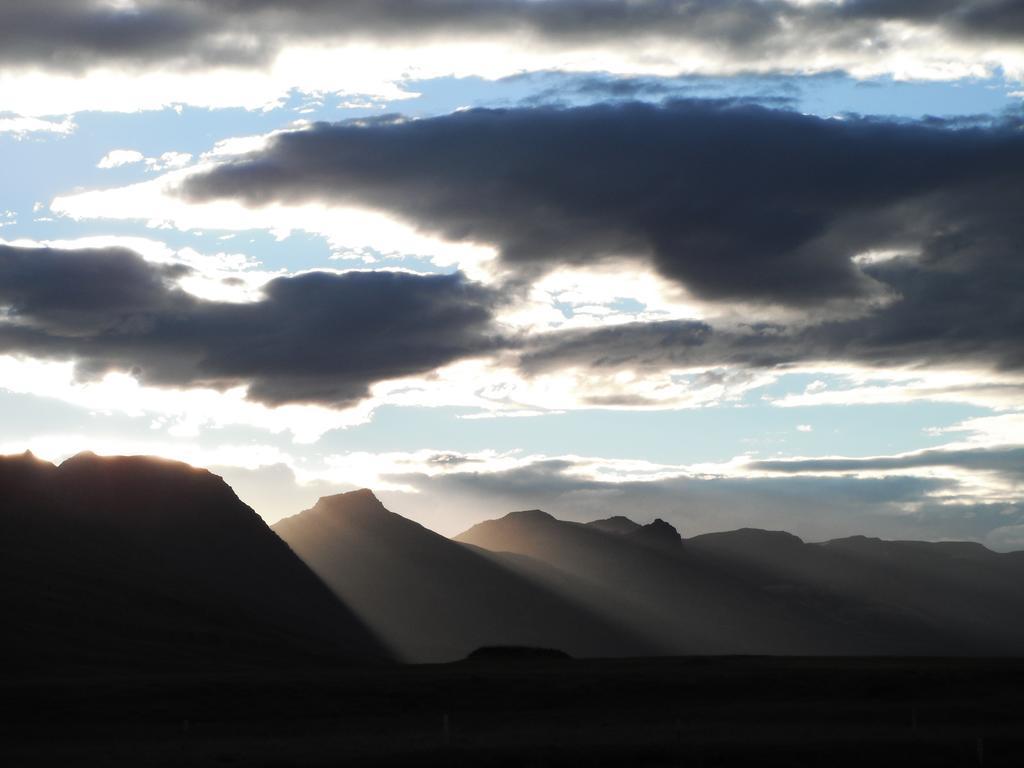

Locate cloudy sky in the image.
[2,0,1023,548]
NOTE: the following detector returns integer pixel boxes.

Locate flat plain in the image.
[7,656,1024,767]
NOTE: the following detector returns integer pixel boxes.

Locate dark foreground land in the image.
[5,656,1024,767]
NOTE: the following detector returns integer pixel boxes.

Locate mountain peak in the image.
[57,451,212,479]
[321,487,381,502]
[0,451,59,511]
[66,449,98,460]
[586,516,641,536]
[348,487,380,500]
[627,518,682,551]
[502,509,556,524]
[0,450,53,470]
[57,450,105,469]
[311,488,387,517]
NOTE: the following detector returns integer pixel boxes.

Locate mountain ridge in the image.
[456,505,1024,655]
[273,489,656,662]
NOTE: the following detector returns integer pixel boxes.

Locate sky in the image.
[1,0,1022,548]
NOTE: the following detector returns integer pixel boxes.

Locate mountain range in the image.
[4,451,1024,670]
[457,510,1024,656]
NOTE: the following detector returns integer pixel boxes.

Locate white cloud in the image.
[771,366,1024,411]
[97,149,145,168]
[145,151,192,171]
[0,48,416,117]
[0,434,296,476]
[930,412,1024,447]
[498,262,705,333]
[98,149,193,171]
[367,357,779,417]
[51,163,501,282]
[0,115,74,136]
[0,16,1022,118]
[733,409,1024,507]
[0,353,375,445]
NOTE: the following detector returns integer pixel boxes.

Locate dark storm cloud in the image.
[1,0,766,70]
[837,0,1024,40]
[0,245,502,407]
[750,447,1024,478]
[183,101,1024,313]
[0,1,244,71]
[519,320,772,374]
[0,245,189,333]
[519,247,1024,375]
[398,458,951,508]
[518,212,1024,376]
[2,1,1022,73]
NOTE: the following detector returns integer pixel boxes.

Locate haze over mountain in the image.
[272,488,1024,659]
[0,451,389,675]
[273,489,655,662]
[458,509,1024,656]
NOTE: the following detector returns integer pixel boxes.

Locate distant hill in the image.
[457,510,1024,655]
[273,490,655,662]
[684,529,1024,654]
[0,452,389,675]
[699,531,1024,648]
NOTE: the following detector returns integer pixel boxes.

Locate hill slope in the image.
[0,452,389,675]
[273,490,655,662]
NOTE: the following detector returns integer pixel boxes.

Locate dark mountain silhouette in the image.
[586,515,641,535]
[272,490,655,662]
[457,510,1024,655]
[589,515,681,551]
[0,452,389,675]
[627,518,683,551]
[687,527,804,558]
